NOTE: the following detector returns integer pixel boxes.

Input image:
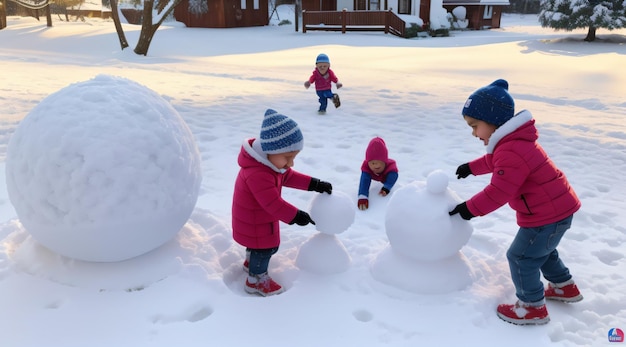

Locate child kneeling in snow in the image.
[357,137,398,210]
[232,109,333,296]
[448,79,583,325]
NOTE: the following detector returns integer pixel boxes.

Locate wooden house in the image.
[442,0,507,29]
[301,0,508,30]
[174,0,269,28]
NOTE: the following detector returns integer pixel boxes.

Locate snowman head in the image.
[308,190,355,235]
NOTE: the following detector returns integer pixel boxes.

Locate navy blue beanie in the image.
[260,109,304,154]
[316,53,330,64]
[462,79,515,127]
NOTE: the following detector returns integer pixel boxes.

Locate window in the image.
[483,5,493,19]
[398,0,411,14]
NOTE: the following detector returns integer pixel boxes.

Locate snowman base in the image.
[296,233,351,275]
[370,246,474,294]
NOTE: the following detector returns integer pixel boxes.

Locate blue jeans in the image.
[316,89,334,111]
[506,215,574,303]
[247,247,278,276]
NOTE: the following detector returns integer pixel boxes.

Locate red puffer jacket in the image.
[232,138,312,249]
[466,110,581,227]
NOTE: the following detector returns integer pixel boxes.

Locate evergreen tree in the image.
[538,0,626,41]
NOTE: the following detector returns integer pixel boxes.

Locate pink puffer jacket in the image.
[466,110,581,227]
[232,138,312,249]
[307,68,339,91]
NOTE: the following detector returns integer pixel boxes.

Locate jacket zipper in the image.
[520,194,533,215]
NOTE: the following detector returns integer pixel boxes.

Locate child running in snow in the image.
[448,79,583,325]
[357,137,398,210]
[232,109,333,296]
[304,53,342,114]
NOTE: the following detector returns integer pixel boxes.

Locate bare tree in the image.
[134,0,181,55]
[109,0,181,55]
[107,0,128,49]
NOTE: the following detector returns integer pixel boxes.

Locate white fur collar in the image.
[243,138,284,173]
[485,110,533,154]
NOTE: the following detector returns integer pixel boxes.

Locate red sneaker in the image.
[497,301,550,325]
[245,273,285,296]
[545,282,583,303]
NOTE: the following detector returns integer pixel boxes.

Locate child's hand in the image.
[308,178,332,194]
[449,202,475,220]
[304,81,311,89]
[290,210,316,226]
[336,82,343,89]
[379,188,389,197]
[316,181,332,194]
[358,199,369,210]
[455,163,472,179]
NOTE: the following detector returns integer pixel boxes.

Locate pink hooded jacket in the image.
[360,137,398,182]
[232,138,312,249]
[307,68,339,91]
[466,110,581,227]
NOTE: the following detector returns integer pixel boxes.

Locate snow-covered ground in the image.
[0,7,625,347]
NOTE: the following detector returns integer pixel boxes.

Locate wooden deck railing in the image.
[302,9,406,38]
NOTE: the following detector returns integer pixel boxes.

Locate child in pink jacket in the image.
[304,53,343,114]
[449,79,583,325]
[232,109,332,296]
[357,137,398,210]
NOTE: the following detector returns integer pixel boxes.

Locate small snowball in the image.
[309,190,355,235]
[426,169,449,194]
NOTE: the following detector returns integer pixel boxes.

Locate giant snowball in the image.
[5,75,203,262]
[385,170,472,262]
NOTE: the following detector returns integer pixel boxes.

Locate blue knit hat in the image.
[316,53,330,64]
[462,79,515,127]
[260,109,304,154]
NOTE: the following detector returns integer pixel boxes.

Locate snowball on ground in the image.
[308,190,355,235]
[5,74,202,262]
[296,233,351,274]
[384,170,473,262]
[371,246,474,294]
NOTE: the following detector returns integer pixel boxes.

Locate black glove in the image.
[455,163,472,179]
[449,202,475,220]
[308,178,332,194]
[290,210,316,226]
